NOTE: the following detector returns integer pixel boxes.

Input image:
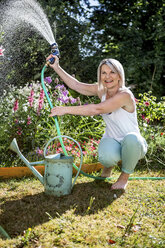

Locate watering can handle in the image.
[43,135,83,189]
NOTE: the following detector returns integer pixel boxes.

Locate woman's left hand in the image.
[49,106,67,117]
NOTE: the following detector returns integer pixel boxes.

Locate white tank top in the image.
[101,90,141,142]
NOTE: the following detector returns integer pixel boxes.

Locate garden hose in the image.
[41,64,165,181]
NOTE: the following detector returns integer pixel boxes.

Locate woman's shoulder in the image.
[117,87,136,112]
[118,87,135,99]
[118,86,133,93]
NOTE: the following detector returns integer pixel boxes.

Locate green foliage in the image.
[136,91,165,170]
[0,74,164,170]
[137,91,165,125]
[90,0,165,96]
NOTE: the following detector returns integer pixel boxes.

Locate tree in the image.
[89,0,165,96]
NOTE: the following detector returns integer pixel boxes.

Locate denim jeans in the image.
[98,132,148,174]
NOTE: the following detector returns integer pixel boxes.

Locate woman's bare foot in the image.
[101,167,113,177]
[111,172,129,190]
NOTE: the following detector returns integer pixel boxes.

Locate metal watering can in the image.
[9,135,83,197]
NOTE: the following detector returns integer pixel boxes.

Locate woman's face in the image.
[100,64,121,90]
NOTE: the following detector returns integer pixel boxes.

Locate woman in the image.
[46,55,148,190]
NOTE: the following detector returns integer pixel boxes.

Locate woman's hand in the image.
[49,106,67,117]
[46,55,59,70]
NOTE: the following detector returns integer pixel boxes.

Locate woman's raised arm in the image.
[46,55,98,96]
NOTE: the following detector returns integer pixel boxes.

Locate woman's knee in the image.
[122,133,142,148]
[122,132,148,158]
[98,138,121,168]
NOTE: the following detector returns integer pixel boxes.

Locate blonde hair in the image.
[97,58,125,92]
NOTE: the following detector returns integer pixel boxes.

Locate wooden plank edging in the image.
[0,163,103,179]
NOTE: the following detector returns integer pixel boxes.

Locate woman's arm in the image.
[46,55,98,96]
[50,91,134,117]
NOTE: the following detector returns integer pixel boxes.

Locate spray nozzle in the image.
[46,42,60,65]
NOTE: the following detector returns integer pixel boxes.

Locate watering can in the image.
[9,136,83,197]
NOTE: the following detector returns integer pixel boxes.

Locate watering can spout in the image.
[10,138,21,154]
[9,138,44,184]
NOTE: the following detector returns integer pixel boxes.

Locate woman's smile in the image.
[105,80,113,83]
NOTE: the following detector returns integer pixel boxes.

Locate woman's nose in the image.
[106,73,111,79]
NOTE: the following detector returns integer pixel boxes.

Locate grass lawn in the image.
[0,170,164,248]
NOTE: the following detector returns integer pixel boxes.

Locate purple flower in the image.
[62,90,69,97]
[44,76,52,84]
[55,84,66,91]
[57,96,69,104]
[69,96,77,104]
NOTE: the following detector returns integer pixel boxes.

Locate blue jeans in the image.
[98,132,148,174]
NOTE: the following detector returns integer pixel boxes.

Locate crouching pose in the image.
[46,55,148,190]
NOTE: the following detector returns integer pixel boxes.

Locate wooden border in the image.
[0,163,103,179]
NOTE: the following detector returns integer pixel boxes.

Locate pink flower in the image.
[37,89,45,115]
[15,119,19,124]
[66,145,72,151]
[145,118,150,123]
[28,89,34,107]
[13,99,19,112]
[145,101,150,106]
[36,148,43,155]
[141,114,145,120]
[17,127,22,135]
[17,131,22,135]
[27,116,31,125]
[0,46,5,56]
[91,146,96,150]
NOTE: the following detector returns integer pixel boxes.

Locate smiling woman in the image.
[45,54,148,191]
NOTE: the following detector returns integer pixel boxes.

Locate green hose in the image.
[41,65,165,181]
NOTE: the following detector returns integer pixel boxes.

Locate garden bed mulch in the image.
[0,163,103,179]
